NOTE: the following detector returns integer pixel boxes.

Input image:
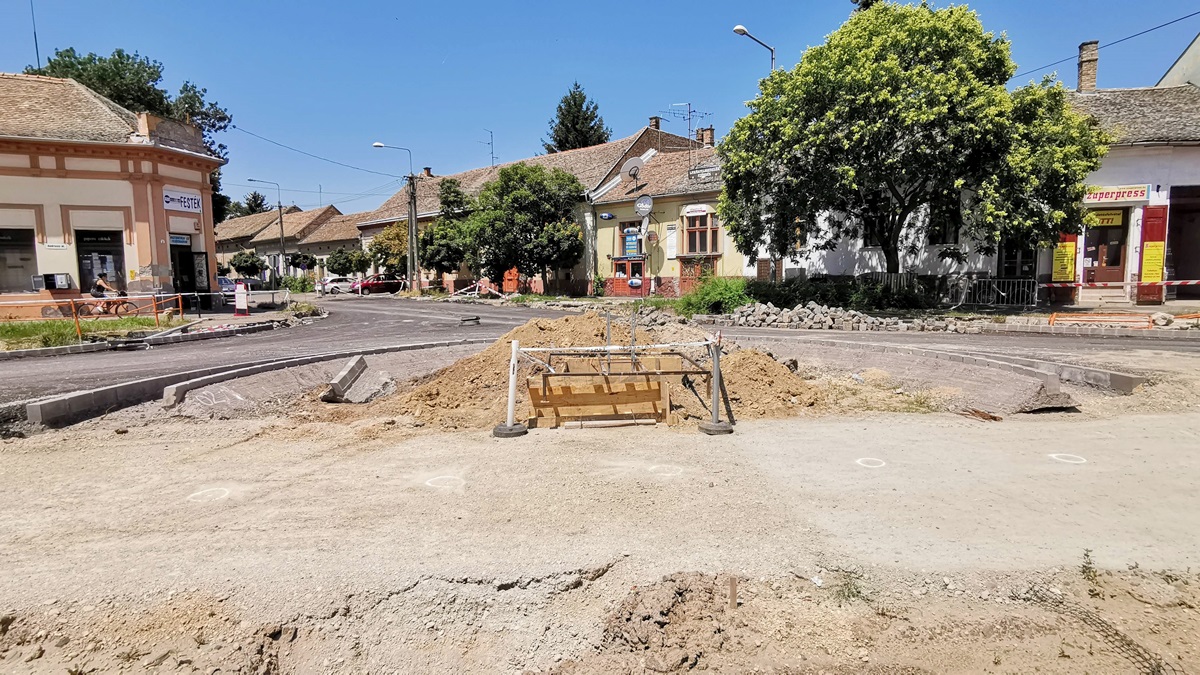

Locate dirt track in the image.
[3,402,1200,672]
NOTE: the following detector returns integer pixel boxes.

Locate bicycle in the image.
[76,292,141,318]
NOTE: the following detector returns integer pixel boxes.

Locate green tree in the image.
[227,191,271,219]
[27,48,234,221]
[419,179,473,277]
[230,250,266,278]
[368,223,408,273]
[326,247,371,276]
[466,163,584,290]
[542,82,611,153]
[287,252,318,272]
[717,2,1109,273]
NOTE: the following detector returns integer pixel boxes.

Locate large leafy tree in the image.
[368,223,409,273]
[718,2,1109,273]
[286,252,318,272]
[326,247,371,276]
[27,48,234,221]
[466,163,584,290]
[542,82,611,153]
[227,191,271,219]
[419,179,472,277]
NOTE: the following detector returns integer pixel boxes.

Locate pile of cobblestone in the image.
[713,302,988,333]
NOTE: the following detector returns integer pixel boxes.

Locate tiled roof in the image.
[298,211,371,245]
[214,206,301,243]
[249,205,341,244]
[356,127,701,227]
[0,72,214,156]
[593,147,721,205]
[1068,85,1200,144]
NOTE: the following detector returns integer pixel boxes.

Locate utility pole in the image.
[407,173,418,287]
[481,129,497,167]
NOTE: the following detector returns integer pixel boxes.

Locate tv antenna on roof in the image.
[657,102,712,167]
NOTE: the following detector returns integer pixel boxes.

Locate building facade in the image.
[0,73,224,310]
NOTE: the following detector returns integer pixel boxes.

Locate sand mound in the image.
[340,312,831,430]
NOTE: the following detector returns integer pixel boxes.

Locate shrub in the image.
[746,277,933,312]
[288,301,323,318]
[280,275,315,293]
[676,277,753,317]
[592,274,605,297]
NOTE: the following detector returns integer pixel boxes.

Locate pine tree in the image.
[542,82,611,153]
[852,0,879,11]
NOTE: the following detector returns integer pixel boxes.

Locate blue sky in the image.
[2,1,1198,214]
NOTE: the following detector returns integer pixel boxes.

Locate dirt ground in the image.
[3,333,1200,673]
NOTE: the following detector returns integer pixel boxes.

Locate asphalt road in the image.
[0,297,566,405]
[2,297,1198,405]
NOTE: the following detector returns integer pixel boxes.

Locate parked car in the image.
[218,276,262,301]
[349,273,407,295]
[318,276,355,294]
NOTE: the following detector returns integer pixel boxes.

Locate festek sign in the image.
[163,188,204,213]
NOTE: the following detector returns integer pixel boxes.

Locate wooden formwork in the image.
[526,355,694,429]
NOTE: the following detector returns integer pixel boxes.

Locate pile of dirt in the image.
[360,313,635,430]
[670,349,822,422]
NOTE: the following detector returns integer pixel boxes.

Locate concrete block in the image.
[26,397,69,425]
[328,356,368,400]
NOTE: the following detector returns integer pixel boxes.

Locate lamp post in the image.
[372,142,419,287]
[248,178,287,283]
[733,24,776,72]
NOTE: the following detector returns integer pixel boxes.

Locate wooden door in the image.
[1084,223,1128,283]
[680,258,713,294]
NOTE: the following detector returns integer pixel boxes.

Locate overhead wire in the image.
[230,125,403,179]
[1011,9,1200,80]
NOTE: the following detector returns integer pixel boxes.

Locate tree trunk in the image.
[540,270,549,295]
[881,240,901,273]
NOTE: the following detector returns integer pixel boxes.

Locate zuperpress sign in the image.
[163,188,204,213]
[1083,185,1150,204]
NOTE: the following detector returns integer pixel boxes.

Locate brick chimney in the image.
[422,167,433,177]
[700,127,715,147]
[1077,41,1099,93]
[648,116,662,130]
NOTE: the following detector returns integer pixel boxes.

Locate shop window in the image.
[0,228,38,293]
[76,230,126,292]
[618,222,643,257]
[686,214,719,255]
[612,259,644,278]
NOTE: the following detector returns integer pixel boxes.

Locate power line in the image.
[293,178,405,209]
[1011,9,1200,80]
[225,181,396,197]
[230,125,403,179]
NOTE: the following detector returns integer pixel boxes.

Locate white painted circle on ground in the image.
[187,488,230,502]
[648,465,683,477]
[856,458,887,469]
[1049,454,1087,464]
[425,476,465,489]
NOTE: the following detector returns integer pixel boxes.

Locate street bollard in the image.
[699,340,734,435]
[493,339,529,438]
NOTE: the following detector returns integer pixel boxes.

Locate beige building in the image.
[214,206,300,273]
[296,211,368,277]
[247,205,340,276]
[0,73,224,308]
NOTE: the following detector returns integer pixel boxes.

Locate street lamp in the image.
[372,142,418,286]
[247,177,288,283]
[733,24,776,71]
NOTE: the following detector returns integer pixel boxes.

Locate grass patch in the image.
[0,316,183,350]
[634,297,680,313]
[287,301,323,318]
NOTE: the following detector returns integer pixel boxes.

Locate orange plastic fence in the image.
[0,295,184,344]
[1048,313,1152,329]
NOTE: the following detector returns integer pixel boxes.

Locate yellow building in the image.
[0,73,224,310]
[590,144,745,297]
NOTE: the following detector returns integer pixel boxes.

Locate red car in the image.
[349,273,407,295]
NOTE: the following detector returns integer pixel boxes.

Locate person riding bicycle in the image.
[89,273,123,312]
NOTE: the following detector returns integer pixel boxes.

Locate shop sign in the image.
[1141,241,1165,283]
[1084,185,1150,204]
[634,195,653,217]
[169,234,192,246]
[1090,209,1125,226]
[163,188,203,213]
[683,204,709,216]
[1052,241,1077,282]
[647,231,660,246]
[623,234,640,257]
[45,243,68,250]
[78,232,118,244]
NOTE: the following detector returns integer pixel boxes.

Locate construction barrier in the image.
[1041,280,1200,288]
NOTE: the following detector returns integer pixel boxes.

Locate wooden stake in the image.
[727,576,738,612]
